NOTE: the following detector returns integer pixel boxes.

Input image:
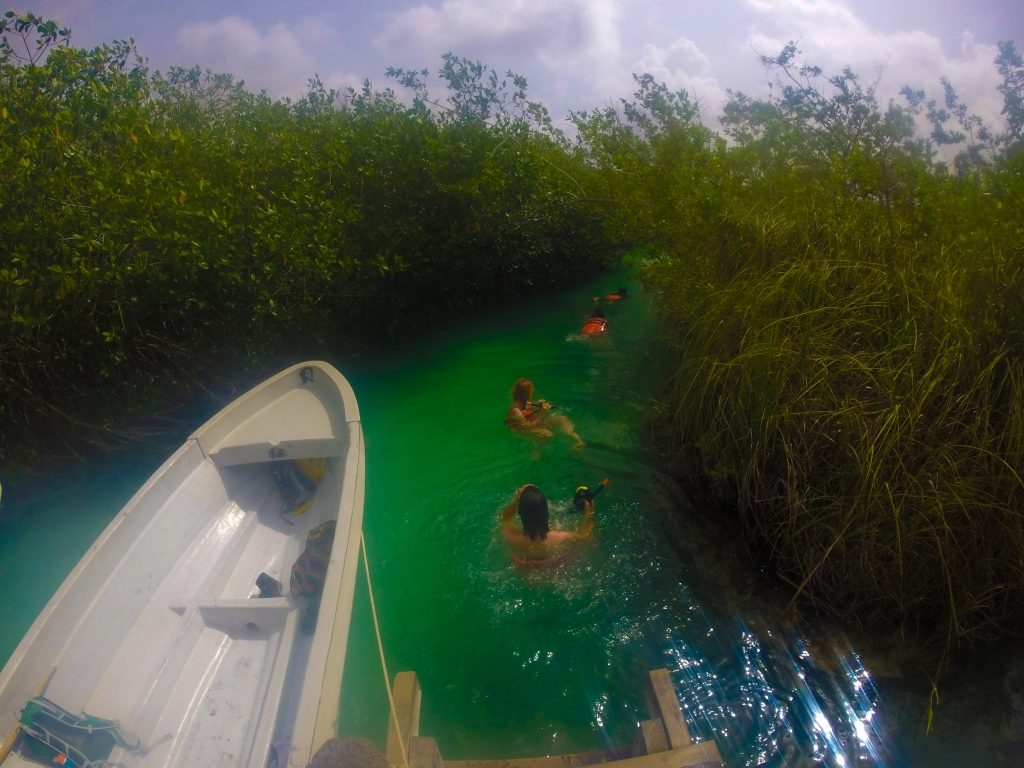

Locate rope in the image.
[360,530,410,768]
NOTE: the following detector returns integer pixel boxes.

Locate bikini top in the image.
[505,404,538,428]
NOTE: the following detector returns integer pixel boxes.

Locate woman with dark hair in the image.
[505,378,584,449]
[500,484,595,564]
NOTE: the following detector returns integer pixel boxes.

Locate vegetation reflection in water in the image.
[337,271,893,767]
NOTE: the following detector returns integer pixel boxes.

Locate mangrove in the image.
[2,9,1023,682]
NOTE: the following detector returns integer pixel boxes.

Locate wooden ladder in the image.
[385,668,724,768]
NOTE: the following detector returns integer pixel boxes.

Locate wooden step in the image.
[446,741,722,768]
[385,669,724,768]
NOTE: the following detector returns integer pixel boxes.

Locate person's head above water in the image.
[591,307,606,319]
[511,378,535,404]
[518,484,550,541]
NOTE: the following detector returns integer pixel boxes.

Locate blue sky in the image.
[19,1,1024,133]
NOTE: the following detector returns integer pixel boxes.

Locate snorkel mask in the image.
[573,478,609,510]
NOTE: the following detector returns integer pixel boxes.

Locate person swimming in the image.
[581,307,608,335]
[505,378,584,448]
[594,286,628,302]
[500,484,595,564]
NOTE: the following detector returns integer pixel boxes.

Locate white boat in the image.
[0,361,365,768]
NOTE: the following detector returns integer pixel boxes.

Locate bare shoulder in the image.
[503,526,528,544]
[545,529,575,543]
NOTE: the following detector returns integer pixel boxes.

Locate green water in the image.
[338,276,683,758]
[0,455,171,656]
[334,273,888,766]
[8,270,1015,766]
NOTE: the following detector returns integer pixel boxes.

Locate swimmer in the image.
[593,286,628,302]
[505,378,584,449]
[500,484,595,564]
[581,307,608,335]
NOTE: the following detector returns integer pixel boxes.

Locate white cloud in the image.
[162,0,1007,137]
[941,32,1006,136]
[374,0,624,106]
[633,39,729,123]
[176,15,360,99]
[742,0,1006,134]
[371,0,736,128]
[376,0,620,65]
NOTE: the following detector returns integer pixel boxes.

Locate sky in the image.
[15,1,1024,135]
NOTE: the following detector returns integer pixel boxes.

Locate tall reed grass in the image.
[642,155,1024,658]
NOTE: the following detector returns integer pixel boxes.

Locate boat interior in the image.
[4,441,348,768]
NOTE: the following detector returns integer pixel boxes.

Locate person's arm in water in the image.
[500,486,524,525]
[574,499,596,540]
[540,501,598,544]
[545,499,595,543]
[507,405,554,437]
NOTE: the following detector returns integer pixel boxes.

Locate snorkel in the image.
[573,478,609,511]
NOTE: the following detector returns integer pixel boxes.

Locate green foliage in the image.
[0,8,70,64]
[0,14,615,463]
[570,73,718,253]
[436,52,525,123]
[614,43,1024,663]
[901,39,1024,167]
[995,41,1024,146]
[385,52,564,143]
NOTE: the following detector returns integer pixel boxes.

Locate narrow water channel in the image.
[334,271,890,767]
[1,269,1016,766]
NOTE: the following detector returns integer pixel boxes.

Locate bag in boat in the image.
[273,458,327,518]
[17,696,141,767]
[290,520,337,598]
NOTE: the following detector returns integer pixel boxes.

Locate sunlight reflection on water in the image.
[661,622,889,767]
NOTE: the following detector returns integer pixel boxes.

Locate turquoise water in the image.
[0,455,171,661]
[4,270,984,766]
